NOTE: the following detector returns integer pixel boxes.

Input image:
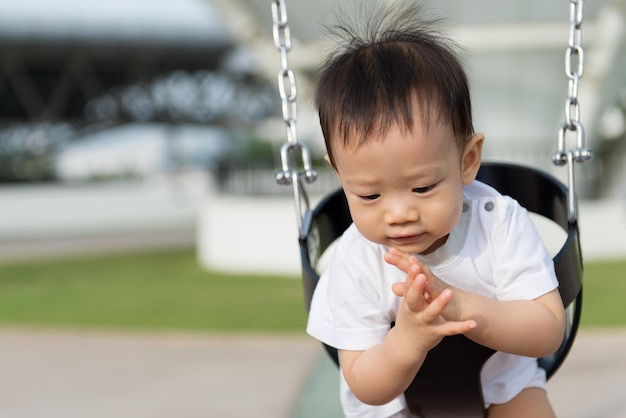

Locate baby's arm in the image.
[385,248,565,358]
[462,289,564,357]
[340,263,477,405]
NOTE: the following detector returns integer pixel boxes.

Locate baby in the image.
[306,4,565,417]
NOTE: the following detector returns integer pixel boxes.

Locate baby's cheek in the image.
[352,215,385,245]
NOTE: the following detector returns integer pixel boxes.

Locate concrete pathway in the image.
[548,329,626,418]
[0,329,319,418]
[0,328,625,417]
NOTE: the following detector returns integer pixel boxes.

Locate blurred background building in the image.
[1,0,625,269]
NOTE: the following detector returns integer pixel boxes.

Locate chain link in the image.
[552,0,593,223]
[272,0,316,182]
[553,0,593,166]
[272,0,296,139]
[271,0,317,234]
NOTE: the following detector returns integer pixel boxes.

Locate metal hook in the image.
[553,121,592,166]
[275,142,318,186]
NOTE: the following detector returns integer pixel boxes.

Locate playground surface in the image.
[1,184,626,417]
[0,327,625,418]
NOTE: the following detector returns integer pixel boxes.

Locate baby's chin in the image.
[384,234,449,256]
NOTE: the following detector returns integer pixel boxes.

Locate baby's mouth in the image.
[388,233,423,244]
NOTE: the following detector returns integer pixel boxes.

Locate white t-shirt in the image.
[306,180,559,418]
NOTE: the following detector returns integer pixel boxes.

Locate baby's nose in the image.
[384,199,419,224]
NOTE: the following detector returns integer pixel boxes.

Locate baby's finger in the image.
[391,282,405,297]
[440,319,477,336]
[404,263,420,290]
[384,248,415,272]
[416,260,433,278]
[383,251,405,271]
[403,272,427,312]
[422,288,453,322]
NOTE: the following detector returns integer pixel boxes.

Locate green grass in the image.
[580,258,626,328]
[0,249,307,333]
[0,249,623,333]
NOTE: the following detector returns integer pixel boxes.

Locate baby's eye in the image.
[360,194,380,201]
[412,185,434,194]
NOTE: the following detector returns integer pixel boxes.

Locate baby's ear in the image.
[324,153,339,175]
[324,153,332,166]
[323,153,341,181]
[462,133,484,185]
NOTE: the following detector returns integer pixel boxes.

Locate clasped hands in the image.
[384,247,477,352]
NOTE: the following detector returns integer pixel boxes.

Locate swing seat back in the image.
[299,162,582,417]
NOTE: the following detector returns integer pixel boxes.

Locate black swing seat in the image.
[299,162,583,417]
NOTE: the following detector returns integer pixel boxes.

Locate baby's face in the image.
[332,117,479,255]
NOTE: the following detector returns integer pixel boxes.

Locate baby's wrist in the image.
[443,287,469,321]
[389,320,437,355]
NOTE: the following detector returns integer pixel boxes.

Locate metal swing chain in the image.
[271,0,317,235]
[552,0,593,223]
[271,1,592,225]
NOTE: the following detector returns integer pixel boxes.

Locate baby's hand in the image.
[385,248,462,321]
[392,260,476,352]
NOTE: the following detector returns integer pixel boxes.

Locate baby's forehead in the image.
[332,104,454,144]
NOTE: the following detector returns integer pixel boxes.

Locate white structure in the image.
[0,0,230,48]
[198,0,626,274]
[55,124,233,182]
[1,0,626,275]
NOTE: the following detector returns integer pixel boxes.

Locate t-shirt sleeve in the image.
[306,227,394,351]
[491,197,559,301]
